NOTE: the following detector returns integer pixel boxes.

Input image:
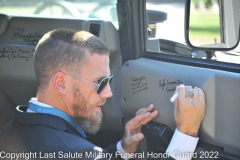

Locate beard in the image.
[72,84,103,134]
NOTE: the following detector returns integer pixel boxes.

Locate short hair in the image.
[34,28,109,90]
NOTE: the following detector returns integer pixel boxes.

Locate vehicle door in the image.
[118,0,240,159]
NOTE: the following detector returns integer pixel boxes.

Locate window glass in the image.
[0,0,118,28]
[146,0,240,64]
[147,0,186,43]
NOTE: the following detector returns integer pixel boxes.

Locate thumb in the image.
[125,133,144,145]
[122,132,144,153]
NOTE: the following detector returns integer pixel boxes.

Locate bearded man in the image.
[0,29,205,160]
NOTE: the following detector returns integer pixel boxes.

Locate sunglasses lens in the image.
[97,76,113,94]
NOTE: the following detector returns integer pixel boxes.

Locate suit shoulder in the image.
[53,129,97,151]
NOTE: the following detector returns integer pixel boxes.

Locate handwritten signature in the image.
[131,76,148,94]
[131,76,147,82]
[11,28,42,45]
[159,79,182,92]
[0,47,34,61]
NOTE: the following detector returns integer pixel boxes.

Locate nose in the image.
[99,83,113,98]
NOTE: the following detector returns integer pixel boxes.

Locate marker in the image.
[170,92,178,103]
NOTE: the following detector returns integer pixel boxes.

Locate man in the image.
[0,29,205,160]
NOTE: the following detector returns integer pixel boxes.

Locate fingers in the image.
[177,84,186,100]
[193,87,199,101]
[185,85,193,98]
[125,130,144,144]
[122,131,144,153]
[131,110,158,128]
[122,105,157,153]
[175,84,204,104]
[136,104,154,116]
[125,104,158,141]
[135,108,145,116]
[131,133,144,143]
[198,87,205,103]
[133,104,158,127]
[185,85,193,91]
[177,84,200,100]
[173,84,206,136]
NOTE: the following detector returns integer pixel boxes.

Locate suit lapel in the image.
[15,106,84,138]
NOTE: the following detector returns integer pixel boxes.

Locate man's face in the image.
[69,52,112,134]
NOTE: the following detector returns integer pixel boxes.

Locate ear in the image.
[52,72,67,95]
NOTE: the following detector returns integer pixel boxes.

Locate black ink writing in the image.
[132,82,141,87]
[166,87,176,92]
[11,28,42,45]
[167,79,182,86]
[159,79,167,91]
[0,46,34,61]
[132,76,147,82]
[131,76,148,95]
[159,79,182,92]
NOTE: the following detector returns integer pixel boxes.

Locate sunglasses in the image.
[62,72,113,94]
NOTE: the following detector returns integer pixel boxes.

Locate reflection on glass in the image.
[0,0,118,28]
[189,0,221,47]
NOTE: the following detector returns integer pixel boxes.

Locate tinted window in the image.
[0,0,118,28]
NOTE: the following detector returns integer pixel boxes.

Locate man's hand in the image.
[121,104,158,153]
[174,84,205,137]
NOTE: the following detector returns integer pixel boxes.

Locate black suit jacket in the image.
[0,106,119,160]
[0,106,175,160]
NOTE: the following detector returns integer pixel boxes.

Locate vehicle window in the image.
[147,0,186,44]
[146,0,240,64]
[0,0,118,28]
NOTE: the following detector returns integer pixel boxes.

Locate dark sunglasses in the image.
[62,72,113,94]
